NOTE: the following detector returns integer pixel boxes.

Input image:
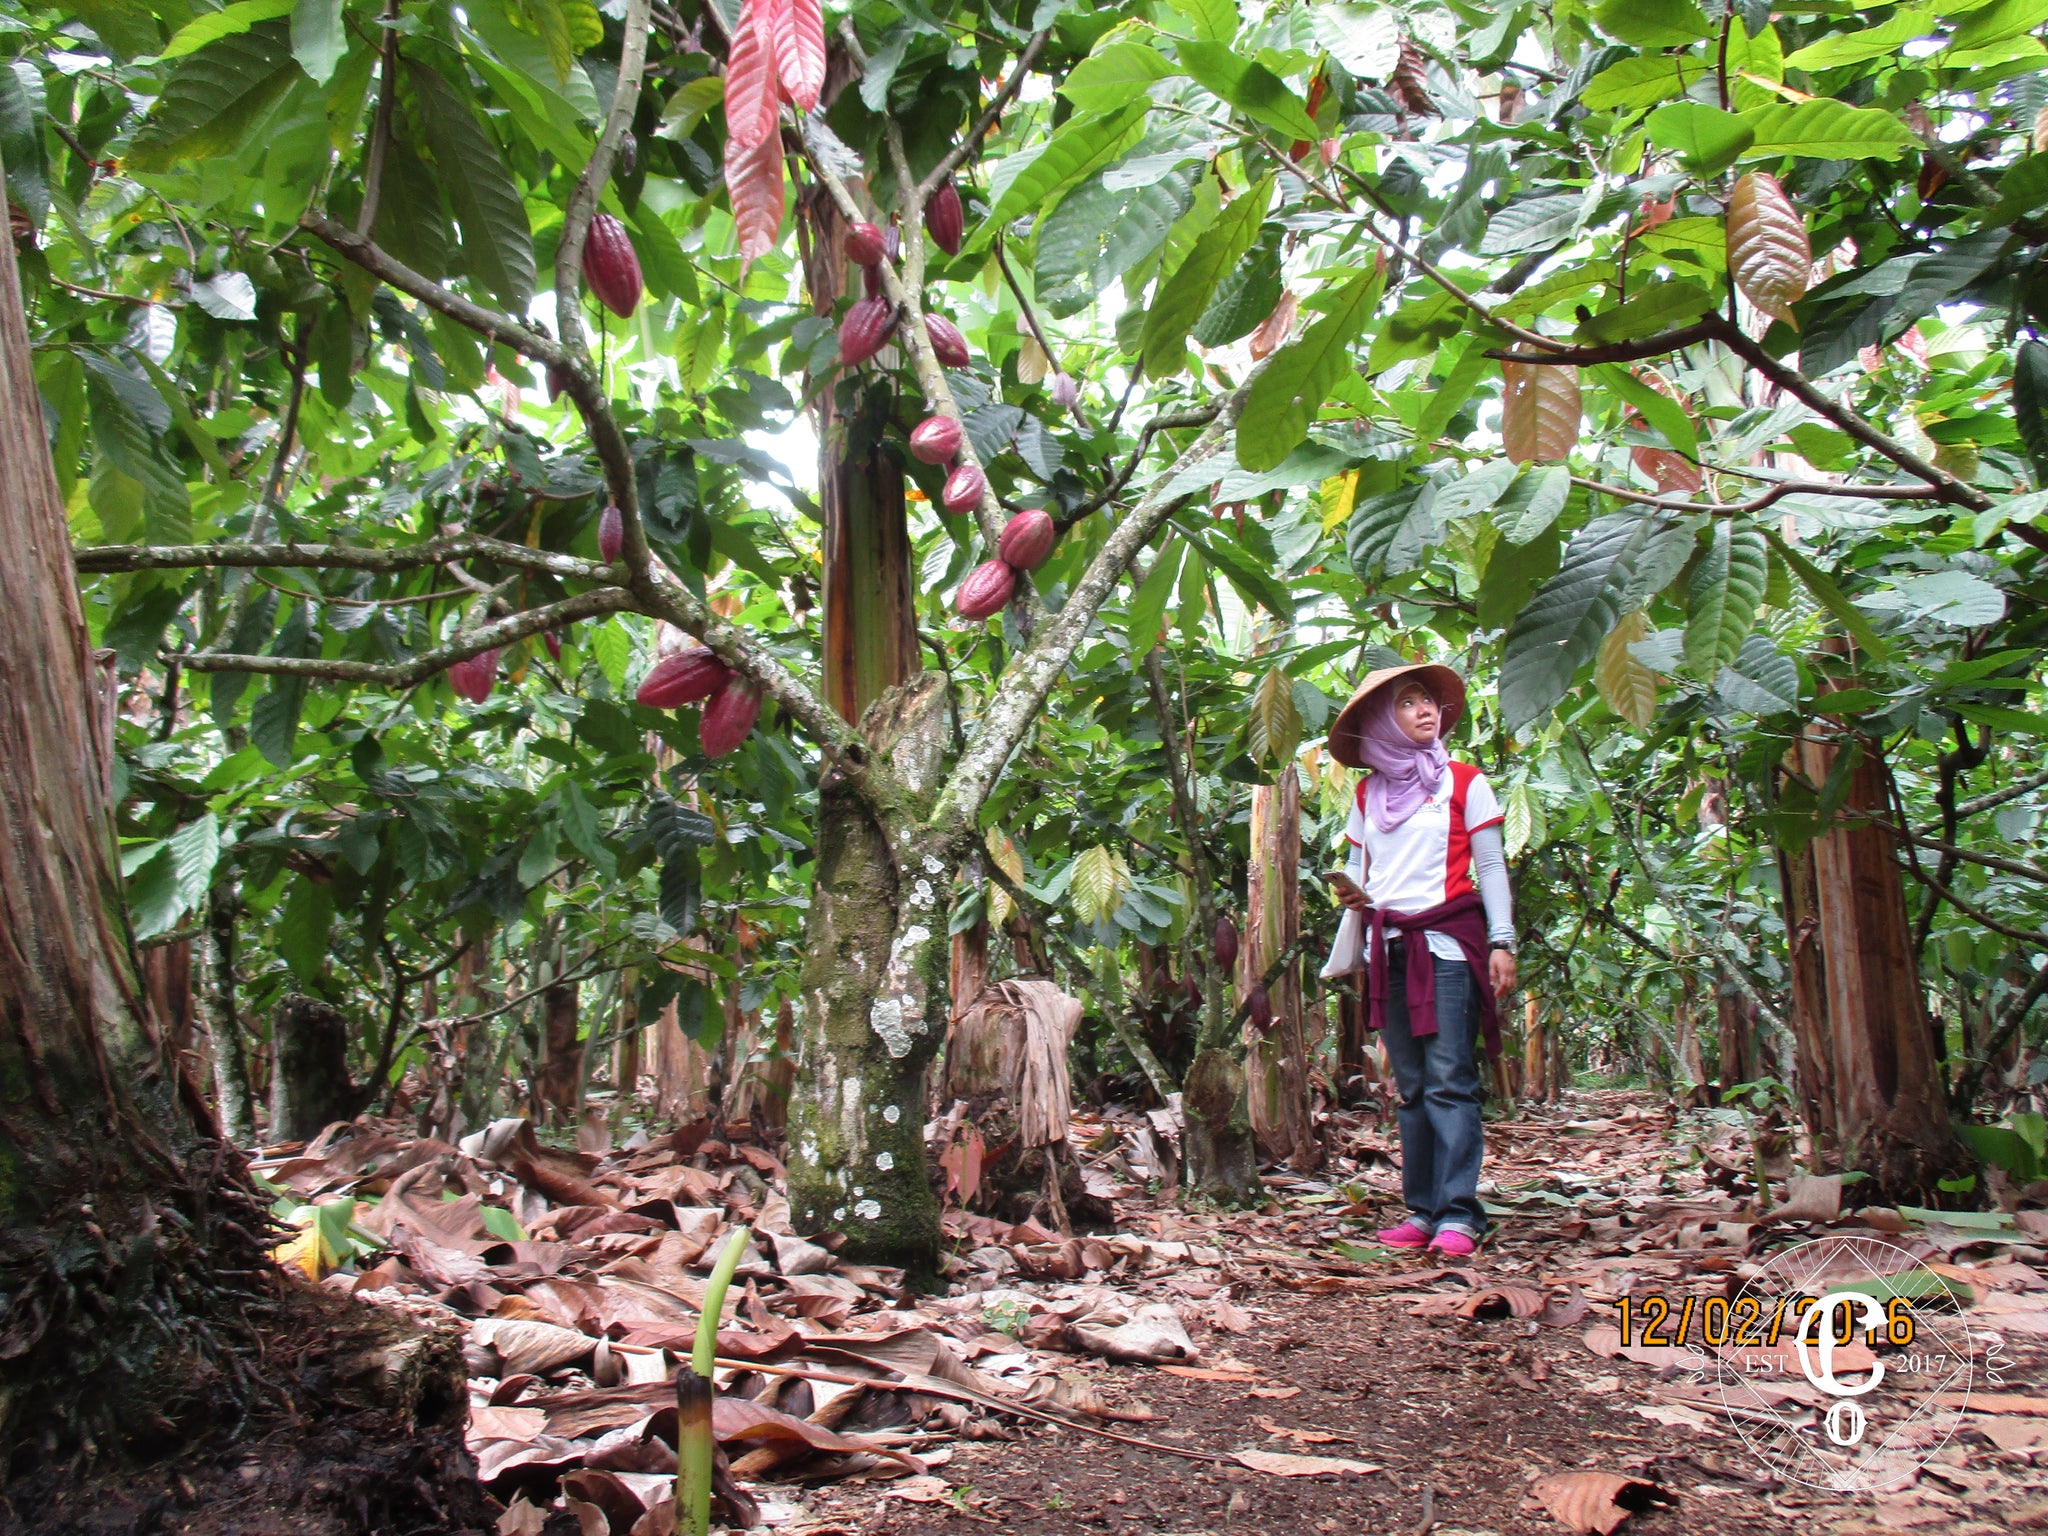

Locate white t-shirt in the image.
[1319,761,1505,975]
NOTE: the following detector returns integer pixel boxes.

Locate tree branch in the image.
[176,587,636,680]
[75,533,618,582]
[928,368,1261,836]
[917,29,1050,203]
[554,0,651,384]
[1061,407,1221,528]
[1569,473,1944,518]
[354,0,402,238]
[1930,766,2048,831]
[1485,320,1719,368]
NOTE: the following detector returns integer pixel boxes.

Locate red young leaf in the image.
[723,0,783,152]
[726,130,785,267]
[774,0,825,113]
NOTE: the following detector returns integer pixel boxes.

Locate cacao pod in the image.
[924,176,964,256]
[1246,982,1273,1034]
[637,645,731,708]
[1182,974,1201,1008]
[839,296,896,366]
[942,461,987,514]
[1501,362,1581,464]
[955,559,1017,621]
[997,508,1055,571]
[448,647,501,703]
[543,630,562,662]
[598,504,624,564]
[546,363,573,403]
[1213,914,1239,974]
[845,221,886,266]
[1050,372,1078,409]
[909,414,963,465]
[700,674,764,757]
[582,212,644,319]
[925,313,971,368]
[863,262,885,299]
[1726,172,1810,327]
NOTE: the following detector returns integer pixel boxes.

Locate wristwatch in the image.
[1489,938,1518,956]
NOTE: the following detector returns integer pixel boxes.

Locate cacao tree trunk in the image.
[1717,979,1756,1100]
[1777,814,1839,1151]
[787,674,954,1276]
[1242,764,1319,1169]
[0,163,269,1456]
[269,994,362,1141]
[1794,711,1966,1195]
[538,979,582,1123]
[204,882,255,1142]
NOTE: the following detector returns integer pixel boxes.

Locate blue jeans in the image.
[1378,945,1487,1239]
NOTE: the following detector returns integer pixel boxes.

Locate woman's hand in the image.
[1337,885,1371,913]
[1489,948,1517,998]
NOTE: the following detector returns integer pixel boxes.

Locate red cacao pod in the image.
[997,508,1055,571]
[448,648,501,703]
[582,212,643,318]
[924,176,964,256]
[1213,914,1239,974]
[925,313,970,368]
[863,262,884,299]
[845,221,886,266]
[543,630,562,662]
[699,673,764,757]
[955,559,1016,621]
[909,414,963,465]
[637,645,731,708]
[599,504,624,564]
[1182,974,1201,1008]
[1246,981,1273,1034]
[942,462,986,513]
[839,296,896,366]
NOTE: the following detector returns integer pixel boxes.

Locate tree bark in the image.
[537,979,582,1124]
[269,994,361,1141]
[1794,714,1966,1195]
[787,674,954,1276]
[0,155,270,1456]
[1716,979,1756,1101]
[204,883,255,1143]
[1777,818,1837,1149]
[1521,996,1547,1101]
[1243,765,1319,1169]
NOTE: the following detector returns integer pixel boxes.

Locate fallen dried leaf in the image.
[1231,1448,1381,1477]
[1530,1469,1674,1534]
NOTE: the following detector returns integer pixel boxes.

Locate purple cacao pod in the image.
[582,212,643,319]
[955,559,1017,621]
[448,648,501,703]
[942,462,986,514]
[547,363,574,403]
[924,177,964,256]
[543,630,563,662]
[1247,981,1273,1034]
[1182,974,1201,1008]
[844,221,887,266]
[1213,914,1239,974]
[599,504,624,564]
[997,508,1055,572]
[699,673,763,757]
[637,645,731,708]
[909,415,963,465]
[925,313,970,368]
[839,296,896,367]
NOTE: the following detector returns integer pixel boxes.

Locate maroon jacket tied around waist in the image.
[1361,889,1501,1063]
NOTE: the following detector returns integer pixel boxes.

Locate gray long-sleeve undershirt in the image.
[1470,821,1516,946]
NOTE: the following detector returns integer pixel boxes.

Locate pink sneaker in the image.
[1377,1220,1432,1249]
[1428,1229,1478,1258]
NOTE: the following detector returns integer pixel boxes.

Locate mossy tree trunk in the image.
[786,675,956,1276]
[0,159,268,1460]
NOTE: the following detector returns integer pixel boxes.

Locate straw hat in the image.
[1327,662,1468,769]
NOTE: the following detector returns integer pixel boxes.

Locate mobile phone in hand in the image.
[1325,870,1365,900]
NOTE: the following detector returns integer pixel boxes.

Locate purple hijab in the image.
[1356,682,1448,833]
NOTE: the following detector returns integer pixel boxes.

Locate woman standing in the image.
[1319,663,1516,1259]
